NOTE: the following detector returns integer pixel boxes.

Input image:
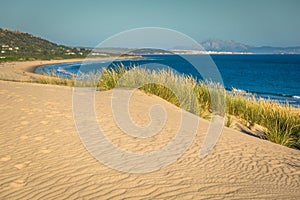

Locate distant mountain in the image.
[96,40,300,55]
[201,39,250,52]
[0,28,90,61]
[199,39,300,54]
[1,28,300,59]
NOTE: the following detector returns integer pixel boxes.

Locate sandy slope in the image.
[0,79,300,199]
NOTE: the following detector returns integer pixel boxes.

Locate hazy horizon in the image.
[4,26,300,49]
[1,0,300,48]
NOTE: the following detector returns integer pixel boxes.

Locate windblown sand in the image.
[0,61,300,199]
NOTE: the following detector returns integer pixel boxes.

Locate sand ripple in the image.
[0,80,299,199]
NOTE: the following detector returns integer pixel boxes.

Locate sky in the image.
[0,0,300,47]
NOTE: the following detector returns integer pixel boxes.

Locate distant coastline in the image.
[32,54,300,108]
[171,50,300,55]
[2,28,300,63]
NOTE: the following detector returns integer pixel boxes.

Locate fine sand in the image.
[0,61,300,199]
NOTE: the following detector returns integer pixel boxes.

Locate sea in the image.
[35,54,300,107]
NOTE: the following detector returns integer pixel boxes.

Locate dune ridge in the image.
[0,79,300,199]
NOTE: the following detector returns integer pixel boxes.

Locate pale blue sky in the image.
[0,0,299,47]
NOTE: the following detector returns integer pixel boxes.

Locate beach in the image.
[0,61,300,199]
[31,54,300,107]
[0,57,139,82]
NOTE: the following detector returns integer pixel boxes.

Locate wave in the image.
[56,67,75,77]
[225,88,300,107]
[225,87,297,99]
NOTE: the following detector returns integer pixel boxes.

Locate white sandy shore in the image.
[0,57,136,82]
[0,61,300,199]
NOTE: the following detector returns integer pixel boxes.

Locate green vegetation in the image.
[33,66,300,150]
[98,66,300,149]
[225,115,233,128]
[99,66,207,117]
[226,93,300,148]
[0,28,91,61]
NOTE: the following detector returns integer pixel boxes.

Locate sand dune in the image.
[0,79,299,199]
[0,60,300,199]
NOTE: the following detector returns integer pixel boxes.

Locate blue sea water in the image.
[35,54,300,107]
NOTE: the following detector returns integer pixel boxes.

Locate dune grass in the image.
[37,76,74,86]
[97,66,300,149]
[226,93,300,148]
[35,65,300,150]
[99,66,203,116]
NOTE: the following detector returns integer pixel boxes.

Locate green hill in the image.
[0,28,90,61]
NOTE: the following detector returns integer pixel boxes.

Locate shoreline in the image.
[1,56,299,108]
[0,56,141,82]
[32,58,300,108]
[0,58,88,82]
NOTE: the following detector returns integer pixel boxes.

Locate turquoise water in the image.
[35,54,300,107]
